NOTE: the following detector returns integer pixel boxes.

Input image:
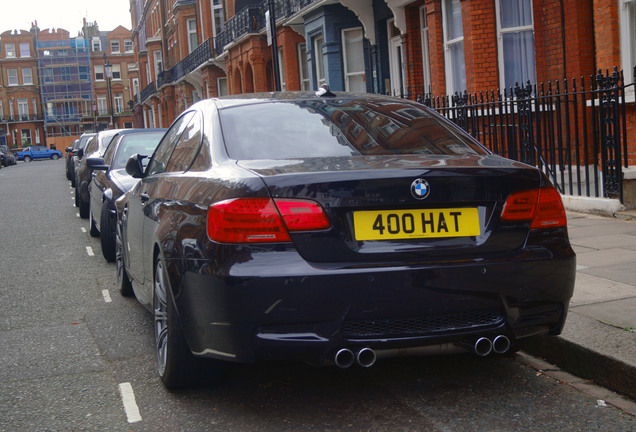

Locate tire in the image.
[79,194,89,219]
[89,206,100,237]
[116,220,133,297]
[154,256,218,390]
[74,183,79,207]
[100,204,116,262]
[24,156,32,162]
[51,154,59,160]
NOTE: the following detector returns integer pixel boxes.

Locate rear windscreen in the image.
[219,99,488,160]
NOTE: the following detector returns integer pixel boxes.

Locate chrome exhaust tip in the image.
[334,348,355,368]
[356,347,377,368]
[492,335,511,354]
[474,337,493,356]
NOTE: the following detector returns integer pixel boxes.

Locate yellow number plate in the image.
[353,208,480,241]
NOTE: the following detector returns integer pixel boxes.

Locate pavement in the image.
[520,208,636,411]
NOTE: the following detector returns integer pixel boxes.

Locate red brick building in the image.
[0,28,45,148]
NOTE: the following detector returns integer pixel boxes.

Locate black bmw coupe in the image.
[116,91,576,389]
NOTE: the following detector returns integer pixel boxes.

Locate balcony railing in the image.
[172,38,214,82]
[215,6,264,54]
[157,69,173,89]
[0,115,45,123]
[140,82,156,102]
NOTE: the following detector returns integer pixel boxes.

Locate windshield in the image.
[219,99,487,160]
[112,132,165,169]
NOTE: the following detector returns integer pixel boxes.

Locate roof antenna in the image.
[315,84,336,98]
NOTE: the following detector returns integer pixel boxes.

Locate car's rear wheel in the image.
[100,204,116,262]
[51,154,59,160]
[24,156,32,162]
[89,207,100,237]
[154,257,197,389]
[116,221,133,297]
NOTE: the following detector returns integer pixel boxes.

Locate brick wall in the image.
[462,0,498,91]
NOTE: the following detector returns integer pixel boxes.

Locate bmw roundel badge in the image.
[411,178,430,200]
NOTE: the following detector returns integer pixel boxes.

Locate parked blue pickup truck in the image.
[16,146,63,162]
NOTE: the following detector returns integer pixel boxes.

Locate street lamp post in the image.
[92,101,97,132]
[104,54,114,128]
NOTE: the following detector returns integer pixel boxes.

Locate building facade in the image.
[0,22,136,150]
[128,0,635,168]
[0,28,45,148]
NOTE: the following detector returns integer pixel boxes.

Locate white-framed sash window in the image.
[620,0,636,87]
[277,47,286,91]
[314,35,325,88]
[496,0,536,90]
[298,43,309,91]
[420,6,432,92]
[442,0,466,95]
[187,19,198,54]
[342,27,366,93]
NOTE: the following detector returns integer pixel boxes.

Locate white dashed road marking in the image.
[118,382,142,423]
[86,246,94,256]
[102,289,112,303]
[81,227,86,233]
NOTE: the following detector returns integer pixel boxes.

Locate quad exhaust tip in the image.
[356,347,377,368]
[334,347,377,368]
[474,337,493,356]
[473,335,511,356]
[333,335,511,367]
[334,348,355,368]
[492,335,511,354]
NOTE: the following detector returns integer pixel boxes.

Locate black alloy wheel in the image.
[153,256,203,390]
[116,221,133,297]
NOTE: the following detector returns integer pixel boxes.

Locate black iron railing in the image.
[172,38,214,82]
[401,66,635,202]
[140,82,156,102]
[215,6,264,54]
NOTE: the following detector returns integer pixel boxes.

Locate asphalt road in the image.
[0,159,634,431]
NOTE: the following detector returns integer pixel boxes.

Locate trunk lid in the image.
[237,154,542,265]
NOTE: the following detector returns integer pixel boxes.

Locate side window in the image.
[85,137,98,155]
[146,112,195,176]
[165,112,203,172]
[102,135,120,165]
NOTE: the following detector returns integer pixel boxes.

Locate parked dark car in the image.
[0,145,17,166]
[87,129,166,261]
[66,133,95,185]
[117,91,576,389]
[75,129,123,218]
[65,139,79,180]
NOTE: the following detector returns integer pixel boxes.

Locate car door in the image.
[126,112,195,295]
[32,146,46,159]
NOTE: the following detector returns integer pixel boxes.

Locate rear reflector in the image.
[501,187,567,229]
[207,198,329,243]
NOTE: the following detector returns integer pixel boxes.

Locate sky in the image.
[0,0,132,36]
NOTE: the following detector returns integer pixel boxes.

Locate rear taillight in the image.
[207,198,330,243]
[501,187,567,229]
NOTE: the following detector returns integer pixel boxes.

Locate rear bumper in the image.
[169,239,576,365]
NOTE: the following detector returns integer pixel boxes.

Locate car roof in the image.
[207,91,409,109]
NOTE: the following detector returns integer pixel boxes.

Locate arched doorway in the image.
[244,63,254,93]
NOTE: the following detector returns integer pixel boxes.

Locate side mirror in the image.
[86,157,109,171]
[77,148,84,159]
[65,147,72,152]
[125,154,145,179]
